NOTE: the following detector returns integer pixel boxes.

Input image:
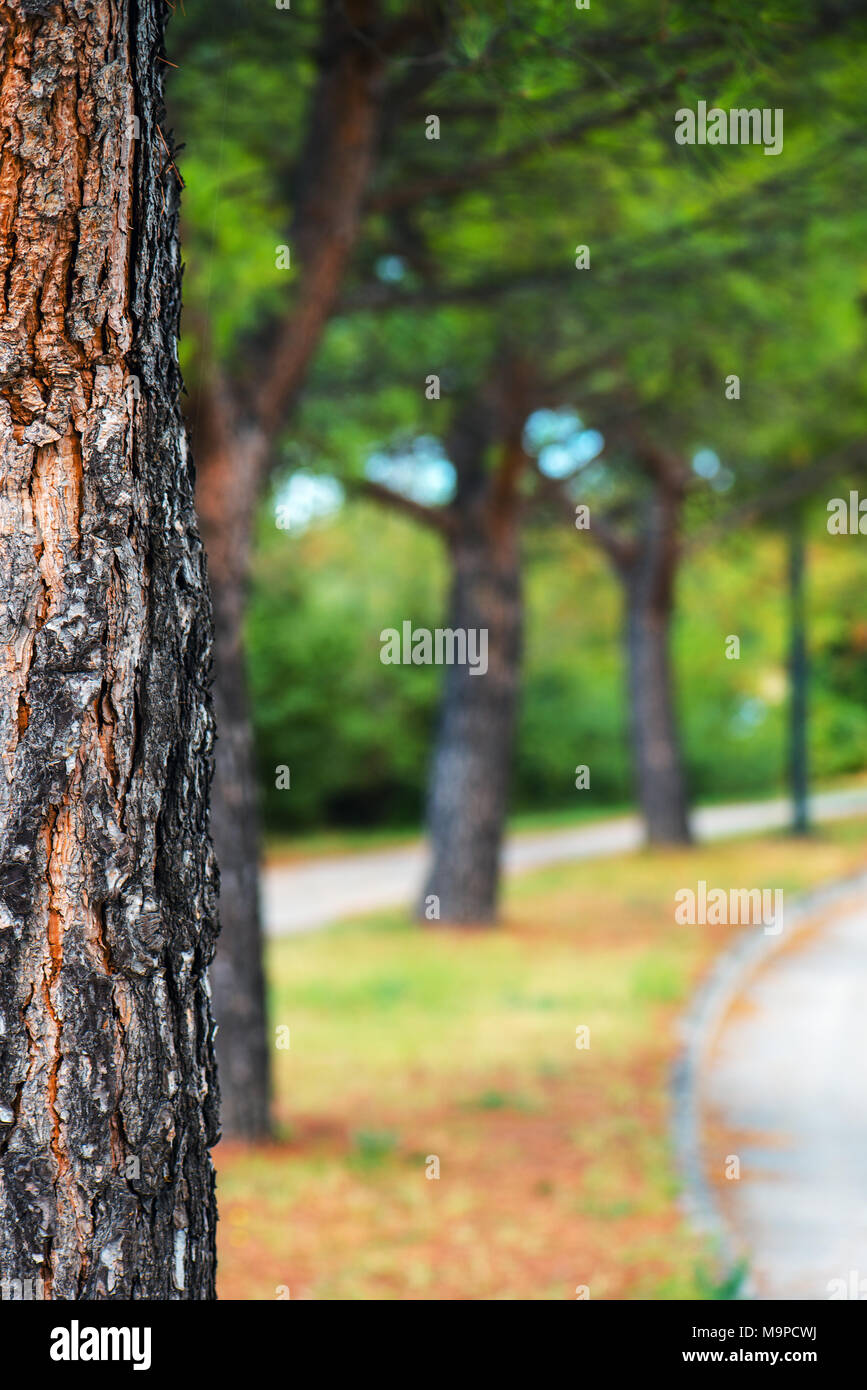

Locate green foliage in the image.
[248,502,445,829]
[249,499,867,833]
[168,1,867,836]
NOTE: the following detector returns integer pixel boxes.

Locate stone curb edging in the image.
[670,867,867,1301]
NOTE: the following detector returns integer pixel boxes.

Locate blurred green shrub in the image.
[248,500,867,834]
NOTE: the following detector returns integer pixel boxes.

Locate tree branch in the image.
[686,443,867,554]
[529,462,635,571]
[367,76,681,214]
[349,477,454,534]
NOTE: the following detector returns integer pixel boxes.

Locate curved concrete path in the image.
[699,894,867,1300]
[263,786,867,936]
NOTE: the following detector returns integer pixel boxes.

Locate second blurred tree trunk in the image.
[623,570,691,844]
[602,456,692,845]
[787,516,810,834]
[419,360,530,924]
[194,387,271,1138]
[422,522,522,923]
[190,0,387,1137]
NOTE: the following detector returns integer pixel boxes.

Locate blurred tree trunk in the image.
[537,409,692,846]
[422,524,523,923]
[787,516,810,834]
[607,460,691,845]
[622,571,691,844]
[191,0,386,1136]
[0,0,218,1299]
[419,361,530,924]
[193,383,270,1138]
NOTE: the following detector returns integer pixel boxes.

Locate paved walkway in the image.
[700,896,867,1300]
[262,786,867,936]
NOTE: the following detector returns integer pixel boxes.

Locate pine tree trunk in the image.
[186,0,389,1137]
[194,414,270,1140]
[624,583,691,844]
[0,0,219,1300]
[787,518,810,834]
[421,531,522,924]
[207,626,270,1138]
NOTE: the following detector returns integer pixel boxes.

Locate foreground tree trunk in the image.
[421,524,523,923]
[0,0,218,1299]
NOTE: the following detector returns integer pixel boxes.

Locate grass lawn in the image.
[215,819,867,1300]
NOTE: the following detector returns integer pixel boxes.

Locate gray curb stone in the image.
[670,867,867,1301]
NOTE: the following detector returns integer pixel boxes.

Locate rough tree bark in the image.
[0,0,218,1300]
